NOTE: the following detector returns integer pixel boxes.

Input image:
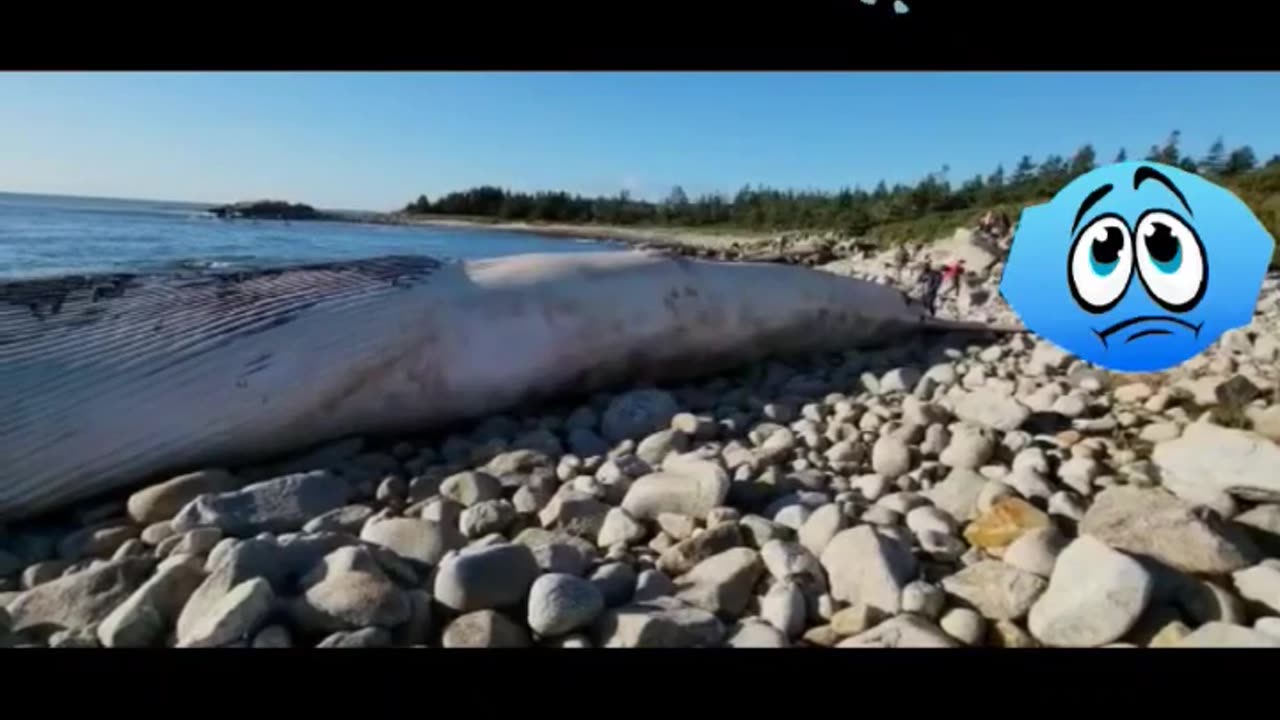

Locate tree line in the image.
[402,132,1279,237]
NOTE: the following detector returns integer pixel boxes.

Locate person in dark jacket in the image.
[918,263,942,316]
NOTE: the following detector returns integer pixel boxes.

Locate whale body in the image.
[0,250,988,520]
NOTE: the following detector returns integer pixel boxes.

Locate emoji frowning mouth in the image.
[1092,315,1204,348]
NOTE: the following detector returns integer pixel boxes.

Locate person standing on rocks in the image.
[941,258,965,304]
[917,263,943,316]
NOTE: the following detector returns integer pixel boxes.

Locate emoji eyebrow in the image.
[1134,166,1193,216]
[1071,183,1114,235]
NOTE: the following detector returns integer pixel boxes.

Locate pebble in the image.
[938,424,995,470]
[439,471,504,507]
[656,513,697,541]
[302,505,375,535]
[819,526,916,614]
[759,539,827,592]
[419,497,464,526]
[706,507,740,525]
[96,561,204,648]
[293,547,411,634]
[1231,563,1280,614]
[1002,526,1067,577]
[169,528,224,557]
[1005,468,1056,502]
[1011,447,1049,475]
[926,468,987,521]
[673,547,763,616]
[976,480,1017,513]
[597,507,647,548]
[854,474,889,502]
[901,580,944,619]
[545,633,592,648]
[375,474,407,506]
[634,569,677,602]
[1233,504,1280,555]
[527,573,605,637]
[621,465,730,521]
[657,521,742,576]
[636,429,690,466]
[871,436,913,479]
[1255,617,1280,640]
[905,506,957,537]
[1139,422,1182,443]
[761,579,807,638]
[1028,536,1153,647]
[251,624,293,648]
[1056,457,1099,496]
[1146,617,1192,645]
[726,620,789,647]
[953,389,1030,432]
[920,424,950,457]
[127,469,242,524]
[590,562,638,607]
[1177,621,1280,648]
[880,366,921,394]
[772,504,813,531]
[1113,383,1154,404]
[1154,421,1280,502]
[797,504,846,556]
[442,609,531,648]
[939,607,986,646]
[594,596,725,648]
[177,577,275,648]
[171,470,351,536]
[987,618,1036,648]
[828,602,882,636]
[1247,405,1280,442]
[671,412,717,439]
[942,561,1047,620]
[963,497,1051,551]
[7,557,153,636]
[314,627,392,648]
[459,499,517,538]
[433,543,540,612]
[837,614,960,648]
[360,518,465,567]
[601,389,680,443]
[57,524,140,562]
[1048,491,1087,521]
[1079,486,1259,575]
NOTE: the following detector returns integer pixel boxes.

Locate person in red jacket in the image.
[941,258,965,302]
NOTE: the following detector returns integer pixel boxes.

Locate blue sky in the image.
[1,72,1277,211]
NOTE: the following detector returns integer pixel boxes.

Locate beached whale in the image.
[0,250,993,521]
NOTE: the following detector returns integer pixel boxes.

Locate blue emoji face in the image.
[1000,161,1275,373]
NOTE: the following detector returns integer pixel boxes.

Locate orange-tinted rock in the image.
[963,497,1052,551]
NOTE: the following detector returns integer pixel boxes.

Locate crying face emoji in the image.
[1000,161,1275,373]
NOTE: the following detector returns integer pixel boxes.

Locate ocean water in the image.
[0,193,623,280]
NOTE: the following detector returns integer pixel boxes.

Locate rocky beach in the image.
[3,223,1280,649]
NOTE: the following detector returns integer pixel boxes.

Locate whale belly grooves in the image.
[0,250,984,521]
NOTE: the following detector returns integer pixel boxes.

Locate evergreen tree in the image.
[1200,137,1226,175]
[1224,146,1257,176]
[1114,148,1128,163]
[1010,155,1037,184]
[1069,144,1097,177]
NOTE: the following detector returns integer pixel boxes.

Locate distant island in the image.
[208,200,332,221]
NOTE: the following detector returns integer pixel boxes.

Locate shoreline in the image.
[370,214,780,254]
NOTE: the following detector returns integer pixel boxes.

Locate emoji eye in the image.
[1069,214,1133,312]
[1135,210,1206,311]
